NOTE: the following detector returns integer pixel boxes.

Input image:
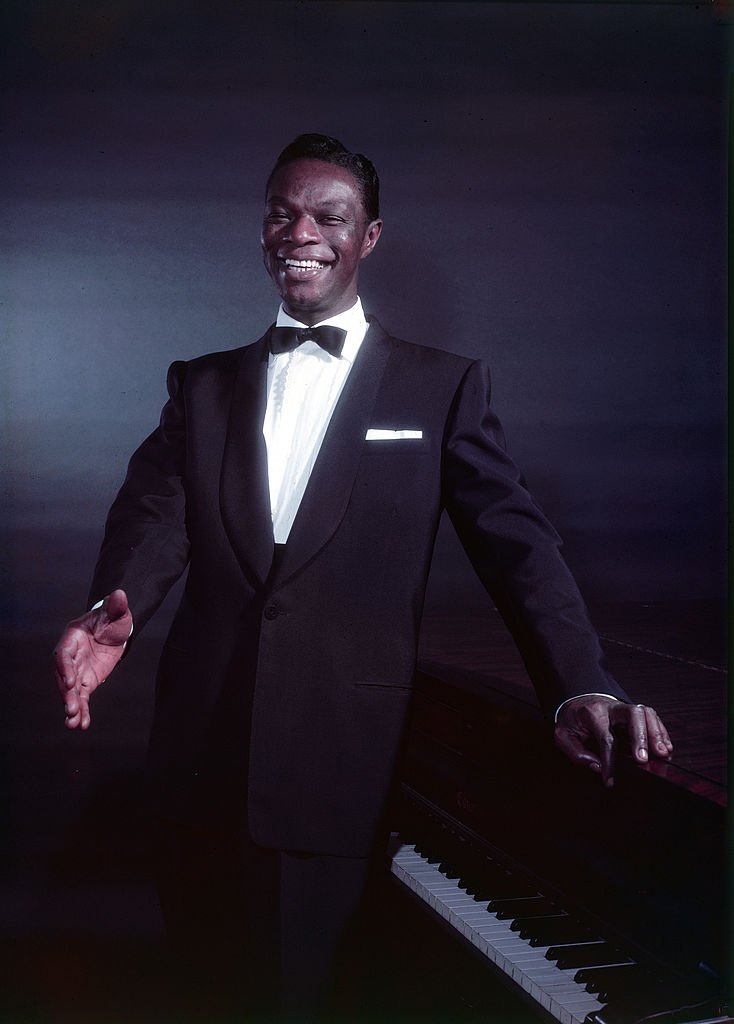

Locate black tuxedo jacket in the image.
[90,317,627,857]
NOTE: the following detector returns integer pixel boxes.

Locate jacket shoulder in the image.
[369,317,477,376]
[185,334,267,372]
[166,334,269,387]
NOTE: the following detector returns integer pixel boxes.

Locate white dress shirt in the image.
[263,298,369,544]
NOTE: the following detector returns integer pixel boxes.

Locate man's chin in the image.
[275,277,356,323]
[280,290,334,323]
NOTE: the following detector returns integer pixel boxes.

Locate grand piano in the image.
[389,601,729,1024]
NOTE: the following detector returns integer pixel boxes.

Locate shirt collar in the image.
[274,298,368,363]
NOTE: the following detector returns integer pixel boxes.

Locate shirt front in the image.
[263,298,368,543]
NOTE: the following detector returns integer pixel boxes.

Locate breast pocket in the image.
[362,436,431,455]
[353,680,413,694]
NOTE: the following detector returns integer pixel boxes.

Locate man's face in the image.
[261,158,382,324]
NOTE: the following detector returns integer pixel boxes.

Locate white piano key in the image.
[391,843,606,1024]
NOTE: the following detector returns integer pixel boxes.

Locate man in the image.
[54,134,672,1019]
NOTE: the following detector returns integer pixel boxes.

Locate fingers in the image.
[555,699,617,787]
[64,699,83,729]
[68,692,91,730]
[644,705,673,758]
[60,671,95,730]
[553,720,613,785]
[556,696,673,788]
[633,704,673,761]
[610,702,673,764]
[596,725,616,789]
[54,634,83,726]
[63,700,90,730]
[553,727,600,772]
[53,625,99,731]
[56,666,95,730]
[618,703,649,762]
[53,633,78,696]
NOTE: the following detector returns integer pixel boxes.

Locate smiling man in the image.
[262,153,382,323]
[54,134,672,1021]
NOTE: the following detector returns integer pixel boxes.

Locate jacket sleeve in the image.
[88,360,191,638]
[441,359,629,716]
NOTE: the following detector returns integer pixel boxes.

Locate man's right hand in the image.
[53,589,133,730]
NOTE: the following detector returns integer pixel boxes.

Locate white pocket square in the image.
[365,429,423,440]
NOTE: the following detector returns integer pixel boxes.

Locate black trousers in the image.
[155,820,387,1022]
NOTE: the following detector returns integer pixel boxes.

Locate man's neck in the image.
[276,298,365,332]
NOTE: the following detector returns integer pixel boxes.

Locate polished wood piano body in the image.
[390,601,729,1023]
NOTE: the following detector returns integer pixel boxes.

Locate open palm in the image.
[53,589,132,730]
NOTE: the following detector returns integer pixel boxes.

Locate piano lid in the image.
[417,599,727,806]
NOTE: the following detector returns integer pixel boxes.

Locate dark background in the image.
[1,1,728,1020]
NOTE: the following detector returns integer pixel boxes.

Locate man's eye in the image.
[320,217,344,226]
[265,212,289,222]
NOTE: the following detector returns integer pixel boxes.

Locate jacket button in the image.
[264,605,279,620]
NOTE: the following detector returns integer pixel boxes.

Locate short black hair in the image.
[266,133,380,222]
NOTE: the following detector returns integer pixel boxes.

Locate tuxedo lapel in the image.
[272,321,393,590]
[219,332,274,588]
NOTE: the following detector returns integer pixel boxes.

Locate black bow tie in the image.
[270,325,347,357]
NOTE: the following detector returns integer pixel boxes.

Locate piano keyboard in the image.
[391,842,606,1024]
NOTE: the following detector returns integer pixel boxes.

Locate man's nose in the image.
[288,214,320,244]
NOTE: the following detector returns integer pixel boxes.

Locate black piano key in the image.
[457,848,490,870]
[521,914,598,946]
[468,874,538,901]
[457,853,495,890]
[458,875,482,895]
[459,877,482,896]
[413,837,443,862]
[576,962,642,993]
[510,910,567,932]
[488,896,554,919]
[457,852,539,901]
[595,970,665,1004]
[547,942,623,969]
[439,837,479,879]
[429,834,475,873]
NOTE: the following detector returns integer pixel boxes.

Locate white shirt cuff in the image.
[554,693,620,724]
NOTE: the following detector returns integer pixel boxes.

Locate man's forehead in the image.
[265,159,361,201]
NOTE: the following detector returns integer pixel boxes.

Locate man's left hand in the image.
[554,696,673,788]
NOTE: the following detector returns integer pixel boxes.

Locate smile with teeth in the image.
[283,258,329,271]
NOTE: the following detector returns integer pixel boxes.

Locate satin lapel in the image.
[272,321,393,590]
[219,332,273,588]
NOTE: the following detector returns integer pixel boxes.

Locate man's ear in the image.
[360,219,383,260]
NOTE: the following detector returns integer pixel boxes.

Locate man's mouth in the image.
[281,257,330,272]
